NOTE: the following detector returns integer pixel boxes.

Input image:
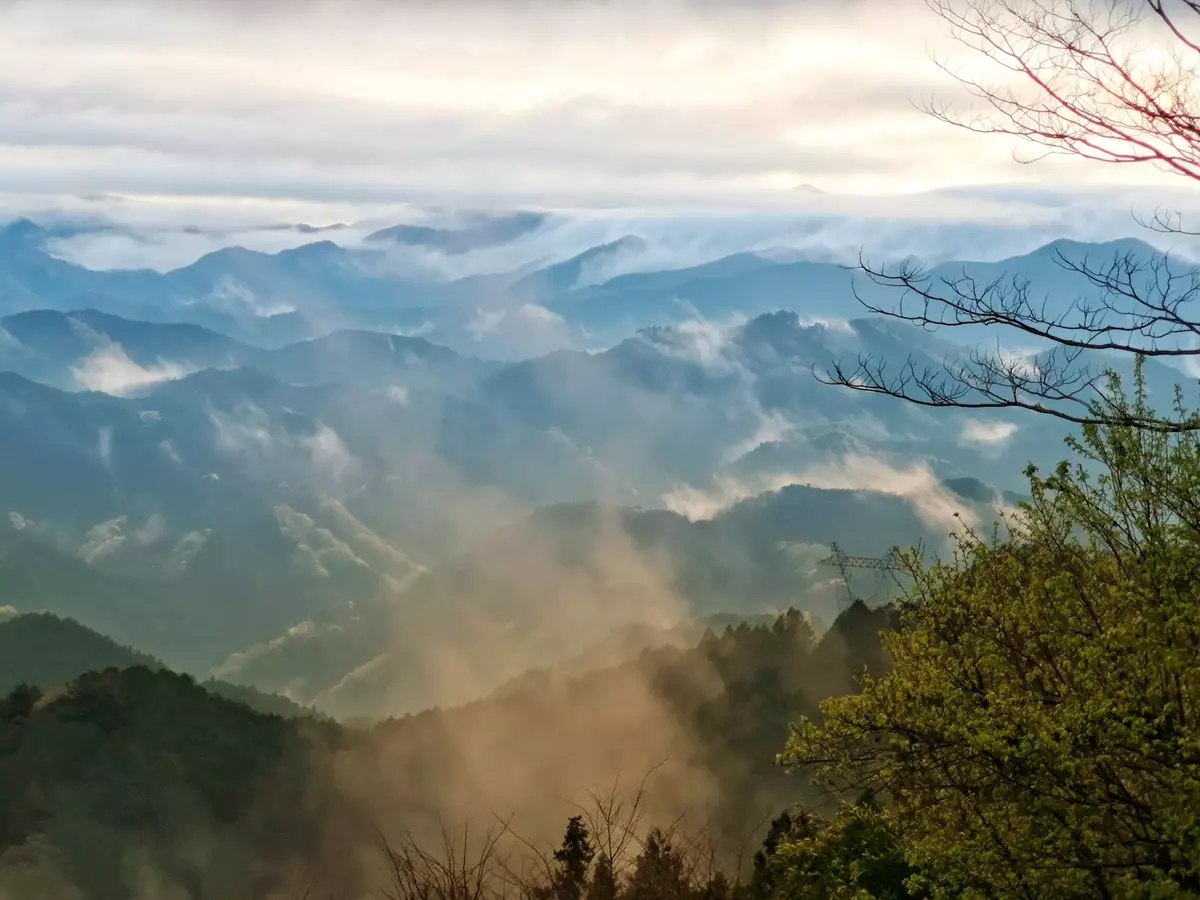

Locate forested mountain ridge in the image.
[0,602,895,900]
[0,613,319,719]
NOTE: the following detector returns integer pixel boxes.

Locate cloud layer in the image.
[0,0,1191,224]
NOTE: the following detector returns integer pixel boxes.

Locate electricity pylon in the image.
[819,542,902,612]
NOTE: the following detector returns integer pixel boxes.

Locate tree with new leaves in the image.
[822,0,1200,432]
[748,801,913,900]
[783,365,1200,897]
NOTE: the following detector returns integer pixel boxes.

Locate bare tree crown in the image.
[825,0,1200,431]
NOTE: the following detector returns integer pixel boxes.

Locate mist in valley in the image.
[6,0,1200,897]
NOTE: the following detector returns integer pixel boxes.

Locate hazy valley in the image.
[8,0,1200,893]
[0,214,1114,719]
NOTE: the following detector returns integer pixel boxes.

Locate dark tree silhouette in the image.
[822,0,1200,432]
[552,817,597,900]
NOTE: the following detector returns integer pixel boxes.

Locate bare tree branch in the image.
[828,0,1200,431]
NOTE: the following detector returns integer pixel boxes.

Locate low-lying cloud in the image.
[71,344,188,395]
[208,402,360,488]
[663,451,980,532]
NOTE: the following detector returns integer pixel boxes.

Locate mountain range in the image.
[1,217,1177,360]
[0,215,1190,717]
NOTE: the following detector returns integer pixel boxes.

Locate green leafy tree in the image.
[761,798,913,900]
[784,362,1200,898]
[748,811,802,900]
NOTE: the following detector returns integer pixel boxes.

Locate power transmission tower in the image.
[819,542,902,613]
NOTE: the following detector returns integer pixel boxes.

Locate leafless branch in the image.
[829,0,1200,430]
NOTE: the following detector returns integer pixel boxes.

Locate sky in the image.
[2,0,1199,270]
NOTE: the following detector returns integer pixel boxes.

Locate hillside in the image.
[0,667,350,900]
[0,603,895,900]
[0,613,317,719]
[210,487,944,718]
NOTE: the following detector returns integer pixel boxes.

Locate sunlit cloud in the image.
[960,419,1019,446]
[0,0,1189,228]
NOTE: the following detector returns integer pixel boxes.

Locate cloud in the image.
[960,419,1018,446]
[206,276,296,318]
[466,303,571,358]
[795,453,980,529]
[97,425,113,468]
[209,403,274,458]
[79,515,127,562]
[720,407,794,465]
[467,308,507,342]
[572,237,651,287]
[167,528,210,575]
[646,317,744,370]
[0,1,951,206]
[208,402,359,487]
[0,0,1191,226]
[796,314,854,333]
[301,424,355,483]
[662,472,801,521]
[664,452,978,530]
[71,343,188,395]
[21,178,1199,287]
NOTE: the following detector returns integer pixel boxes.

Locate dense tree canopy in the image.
[784,366,1200,897]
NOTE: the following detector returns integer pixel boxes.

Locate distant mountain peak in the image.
[1026,235,1163,261]
[0,217,48,248]
[278,240,343,259]
[366,212,548,253]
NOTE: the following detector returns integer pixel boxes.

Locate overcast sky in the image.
[0,0,1189,224]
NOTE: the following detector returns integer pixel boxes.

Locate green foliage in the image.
[0,667,347,900]
[752,798,913,900]
[525,802,909,900]
[783,361,1200,898]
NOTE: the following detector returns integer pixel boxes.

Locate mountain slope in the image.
[219,473,1002,719]
[0,612,319,719]
[0,666,348,900]
[0,603,895,900]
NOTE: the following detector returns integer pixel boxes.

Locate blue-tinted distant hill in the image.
[365,211,548,252]
[0,308,497,393]
[0,214,1181,361]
